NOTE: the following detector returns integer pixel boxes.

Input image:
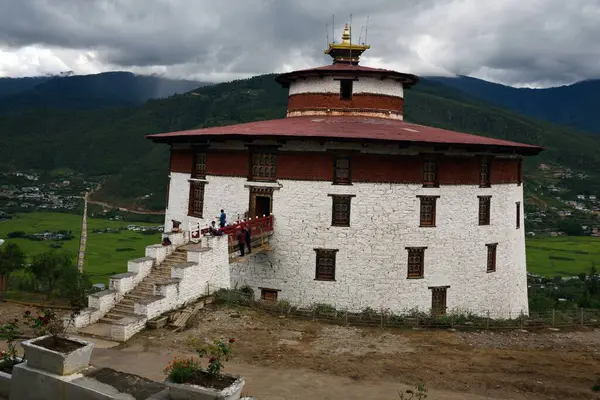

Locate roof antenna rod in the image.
[332,14,335,43]
[365,15,369,45]
[326,22,329,48]
[349,13,353,64]
[358,25,364,45]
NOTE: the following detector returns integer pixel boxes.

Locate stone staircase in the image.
[72,232,232,342]
[98,249,188,325]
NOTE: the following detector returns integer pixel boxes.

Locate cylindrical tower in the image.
[276,24,419,120]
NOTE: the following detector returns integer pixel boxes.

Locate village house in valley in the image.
[148,25,542,315]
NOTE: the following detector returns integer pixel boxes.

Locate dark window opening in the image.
[333,155,351,185]
[430,286,448,316]
[315,249,338,281]
[423,158,438,187]
[331,195,352,227]
[192,151,207,179]
[340,80,353,100]
[418,196,439,227]
[516,202,521,229]
[250,148,277,181]
[486,243,497,272]
[188,181,205,218]
[480,157,491,187]
[406,247,426,279]
[260,288,278,302]
[478,196,491,225]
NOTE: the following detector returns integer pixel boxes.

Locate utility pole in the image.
[77,192,88,273]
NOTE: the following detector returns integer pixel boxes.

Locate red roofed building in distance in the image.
[148,24,542,315]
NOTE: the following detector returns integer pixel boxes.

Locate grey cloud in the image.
[0,0,598,86]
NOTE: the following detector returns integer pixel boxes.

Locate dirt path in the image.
[91,344,507,400]
[3,302,600,399]
[124,305,600,400]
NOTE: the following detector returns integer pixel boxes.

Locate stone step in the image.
[104,310,135,319]
[124,294,149,300]
[129,291,154,297]
[113,306,134,314]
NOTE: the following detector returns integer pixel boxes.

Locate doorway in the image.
[249,187,273,218]
[430,286,449,316]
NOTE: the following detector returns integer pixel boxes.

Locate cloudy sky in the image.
[0,0,598,87]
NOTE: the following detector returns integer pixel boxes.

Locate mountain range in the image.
[428,76,600,135]
[0,71,599,210]
[0,72,206,114]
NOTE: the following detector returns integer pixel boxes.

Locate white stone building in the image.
[148,25,542,315]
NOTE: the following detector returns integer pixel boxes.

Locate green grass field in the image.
[0,212,161,284]
[526,236,600,277]
[2,212,598,285]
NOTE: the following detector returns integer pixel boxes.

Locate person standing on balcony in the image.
[245,227,252,254]
[219,209,226,228]
[236,228,246,256]
[209,221,223,236]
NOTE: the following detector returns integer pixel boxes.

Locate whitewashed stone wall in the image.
[288,76,404,98]
[165,173,250,231]
[134,236,230,320]
[229,180,527,315]
[164,142,527,315]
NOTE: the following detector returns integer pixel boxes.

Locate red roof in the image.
[147,116,542,154]
[276,64,420,88]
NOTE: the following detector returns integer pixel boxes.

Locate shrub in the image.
[314,303,336,316]
[163,356,202,384]
[0,320,23,369]
[214,288,252,306]
[193,338,236,376]
[361,307,379,320]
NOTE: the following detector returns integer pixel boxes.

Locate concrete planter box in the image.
[0,369,11,398]
[21,335,94,376]
[165,374,245,400]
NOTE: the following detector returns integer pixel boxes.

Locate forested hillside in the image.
[428,75,600,135]
[1,73,600,210]
[0,72,205,114]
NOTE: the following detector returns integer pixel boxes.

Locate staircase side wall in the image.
[134,236,231,319]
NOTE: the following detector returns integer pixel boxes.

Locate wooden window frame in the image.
[340,79,353,100]
[249,147,277,182]
[516,201,521,229]
[429,286,449,316]
[406,247,427,279]
[422,157,438,187]
[260,288,279,302]
[329,194,355,227]
[486,243,498,273]
[417,195,439,227]
[479,157,492,188]
[188,180,206,218]
[314,249,338,281]
[333,154,352,185]
[191,149,207,179]
[478,195,491,226]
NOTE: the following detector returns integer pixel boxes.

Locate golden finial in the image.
[342,23,351,44]
[324,22,370,65]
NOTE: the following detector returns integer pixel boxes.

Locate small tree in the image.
[0,242,26,293]
[27,250,74,294]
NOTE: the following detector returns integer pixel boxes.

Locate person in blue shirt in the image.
[219,209,226,228]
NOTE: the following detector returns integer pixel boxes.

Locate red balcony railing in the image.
[190,215,274,252]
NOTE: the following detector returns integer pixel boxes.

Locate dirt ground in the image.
[2,301,600,399]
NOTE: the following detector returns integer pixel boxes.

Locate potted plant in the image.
[0,319,23,373]
[164,337,245,400]
[20,309,94,376]
[0,319,23,396]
